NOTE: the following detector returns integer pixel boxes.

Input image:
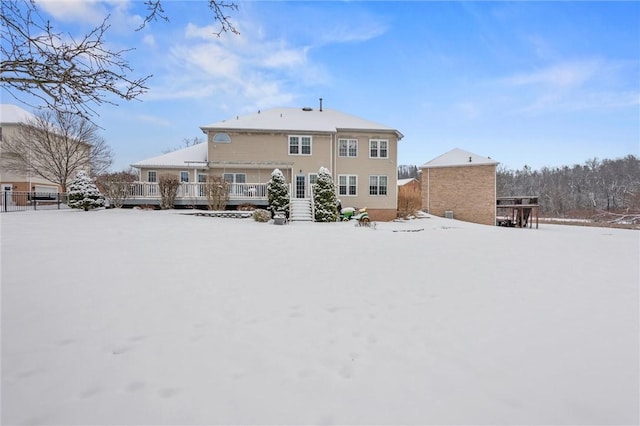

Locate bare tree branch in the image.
[1,0,238,120]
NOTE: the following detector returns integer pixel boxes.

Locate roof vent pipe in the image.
[319,97,323,112]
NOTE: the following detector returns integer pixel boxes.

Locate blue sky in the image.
[5,1,640,171]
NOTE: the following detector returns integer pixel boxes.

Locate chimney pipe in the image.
[319,98,323,112]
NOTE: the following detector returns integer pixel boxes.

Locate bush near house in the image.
[158,174,180,209]
[267,169,289,218]
[397,182,422,218]
[252,209,271,222]
[313,167,338,222]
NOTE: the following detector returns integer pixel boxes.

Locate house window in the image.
[148,171,157,182]
[180,171,189,182]
[213,133,231,143]
[369,139,388,158]
[338,175,357,196]
[224,173,246,196]
[338,139,358,157]
[369,175,388,196]
[289,135,312,155]
[223,173,246,184]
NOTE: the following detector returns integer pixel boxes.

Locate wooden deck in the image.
[496,196,539,228]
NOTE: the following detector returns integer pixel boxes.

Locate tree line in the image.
[496,155,639,216]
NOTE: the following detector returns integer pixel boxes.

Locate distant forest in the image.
[398,155,640,216]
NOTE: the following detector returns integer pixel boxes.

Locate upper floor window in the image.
[148,171,157,183]
[213,133,231,143]
[180,171,189,183]
[338,175,357,196]
[289,135,312,155]
[338,139,358,157]
[369,175,388,196]
[369,139,388,159]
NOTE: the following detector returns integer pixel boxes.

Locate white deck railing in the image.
[128,182,268,200]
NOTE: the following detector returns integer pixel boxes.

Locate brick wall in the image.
[421,164,496,225]
[367,208,397,222]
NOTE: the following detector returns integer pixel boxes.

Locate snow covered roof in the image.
[200,107,404,139]
[0,104,36,124]
[131,142,208,168]
[397,178,418,186]
[422,148,499,168]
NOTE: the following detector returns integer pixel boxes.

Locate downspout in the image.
[427,168,430,213]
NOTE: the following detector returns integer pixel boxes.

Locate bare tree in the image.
[1,0,238,119]
[2,109,113,190]
[95,169,137,208]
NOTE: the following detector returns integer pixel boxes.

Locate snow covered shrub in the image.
[158,174,180,209]
[67,171,105,211]
[252,209,271,222]
[203,175,230,211]
[313,167,338,222]
[267,168,289,218]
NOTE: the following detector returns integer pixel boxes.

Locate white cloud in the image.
[504,60,601,89]
[498,59,640,114]
[36,0,109,25]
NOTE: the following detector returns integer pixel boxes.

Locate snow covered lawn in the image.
[2,209,638,425]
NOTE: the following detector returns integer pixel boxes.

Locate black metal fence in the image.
[0,191,68,212]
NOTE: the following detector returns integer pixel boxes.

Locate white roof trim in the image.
[131,142,208,168]
[200,107,403,139]
[422,148,499,168]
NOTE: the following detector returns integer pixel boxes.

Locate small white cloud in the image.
[135,114,172,127]
[35,0,109,25]
[504,60,601,89]
[142,34,156,48]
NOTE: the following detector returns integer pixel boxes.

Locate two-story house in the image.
[131,105,403,221]
[0,104,63,196]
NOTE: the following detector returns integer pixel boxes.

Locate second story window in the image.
[180,171,189,182]
[148,171,157,183]
[338,139,358,157]
[289,135,312,155]
[369,139,388,159]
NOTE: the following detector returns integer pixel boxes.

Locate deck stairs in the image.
[290,198,313,222]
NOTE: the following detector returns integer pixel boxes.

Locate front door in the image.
[295,175,306,198]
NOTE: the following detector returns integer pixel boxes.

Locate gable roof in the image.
[0,104,36,124]
[131,142,208,168]
[200,107,404,139]
[397,178,418,186]
[421,148,499,168]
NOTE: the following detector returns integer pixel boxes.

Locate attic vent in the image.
[302,107,313,111]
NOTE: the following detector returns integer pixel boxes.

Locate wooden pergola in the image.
[496,196,540,228]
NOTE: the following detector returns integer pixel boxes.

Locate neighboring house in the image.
[0,104,62,195]
[421,148,499,225]
[131,106,404,221]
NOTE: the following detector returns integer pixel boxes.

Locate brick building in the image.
[421,148,498,225]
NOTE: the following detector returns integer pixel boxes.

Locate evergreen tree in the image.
[313,167,338,222]
[67,170,105,211]
[267,168,289,217]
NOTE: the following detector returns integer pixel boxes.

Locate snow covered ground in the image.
[1,208,638,425]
